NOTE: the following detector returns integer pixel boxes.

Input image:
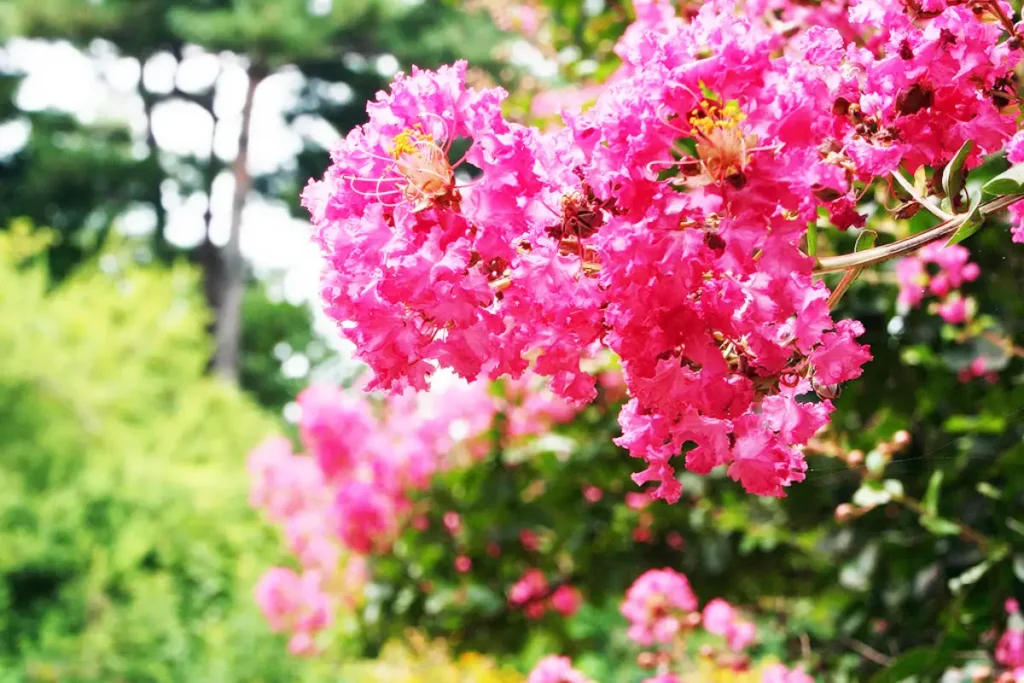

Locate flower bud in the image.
[835,503,856,522]
[892,430,911,450]
[847,449,864,466]
[970,666,991,681]
[637,652,657,669]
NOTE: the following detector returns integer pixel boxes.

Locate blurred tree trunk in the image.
[212,66,263,383]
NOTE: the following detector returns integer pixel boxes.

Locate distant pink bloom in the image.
[443,511,462,535]
[527,655,592,683]
[621,568,698,646]
[520,529,539,551]
[761,664,816,683]
[551,585,582,617]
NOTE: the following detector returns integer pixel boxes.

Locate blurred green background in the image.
[0,1,1022,681]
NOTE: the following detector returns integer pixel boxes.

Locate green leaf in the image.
[922,471,943,517]
[1014,554,1024,583]
[856,229,878,251]
[982,163,1024,195]
[976,482,1002,499]
[806,221,817,257]
[919,516,961,536]
[948,560,991,593]
[943,413,1006,434]
[870,646,953,683]
[944,191,982,248]
[941,140,973,200]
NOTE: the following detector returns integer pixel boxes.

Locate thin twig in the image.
[814,193,1023,274]
[900,496,992,551]
[826,265,865,309]
[840,636,893,666]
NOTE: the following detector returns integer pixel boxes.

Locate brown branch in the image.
[814,193,1023,274]
[839,636,893,666]
[899,496,992,551]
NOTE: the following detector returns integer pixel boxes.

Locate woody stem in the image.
[813,193,1023,275]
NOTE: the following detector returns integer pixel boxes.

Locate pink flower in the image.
[526,656,593,683]
[254,567,334,643]
[997,627,1024,669]
[625,491,652,510]
[728,619,757,651]
[643,676,680,683]
[287,632,317,656]
[702,597,757,651]
[621,568,698,647]
[897,243,980,319]
[761,664,816,683]
[702,598,737,636]
[509,569,549,606]
[1010,201,1024,244]
[1007,131,1024,164]
[296,385,373,480]
[443,511,462,535]
[550,585,582,617]
[935,295,970,325]
[454,555,472,573]
[332,480,400,554]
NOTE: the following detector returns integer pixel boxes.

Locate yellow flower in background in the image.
[340,632,523,683]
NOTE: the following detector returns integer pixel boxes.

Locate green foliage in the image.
[0,224,329,682]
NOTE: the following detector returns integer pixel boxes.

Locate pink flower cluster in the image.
[249,375,588,651]
[621,568,700,647]
[507,568,582,619]
[534,566,814,682]
[248,379,501,650]
[996,598,1024,681]
[958,355,999,384]
[254,567,335,656]
[302,0,1023,500]
[1004,132,1024,244]
[896,242,980,324]
[702,597,758,653]
[526,655,594,683]
[761,663,816,683]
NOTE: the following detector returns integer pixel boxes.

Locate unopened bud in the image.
[835,503,856,522]
[847,449,864,466]
[684,612,702,629]
[699,644,715,659]
[971,666,991,681]
[892,430,911,450]
[637,652,657,669]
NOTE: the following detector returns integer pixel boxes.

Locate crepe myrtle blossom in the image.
[540,567,809,680]
[996,598,1024,679]
[301,0,1024,501]
[526,656,594,683]
[621,568,699,647]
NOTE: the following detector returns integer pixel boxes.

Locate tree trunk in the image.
[212,67,263,383]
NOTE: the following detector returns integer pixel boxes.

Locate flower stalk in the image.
[814,193,1024,275]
